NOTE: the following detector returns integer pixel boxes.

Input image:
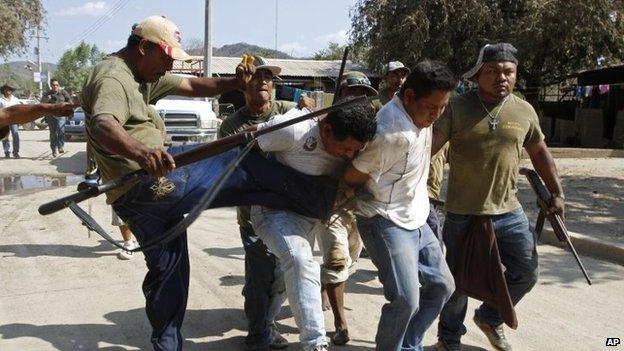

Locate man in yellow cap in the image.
[81,16,254,350]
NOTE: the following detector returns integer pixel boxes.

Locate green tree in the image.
[350,0,624,93]
[0,0,44,57]
[313,42,346,60]
[54,42,104,93]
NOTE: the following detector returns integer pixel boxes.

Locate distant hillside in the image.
[187,42,293,59]
[0,61,57,97]
[1,61,57,81]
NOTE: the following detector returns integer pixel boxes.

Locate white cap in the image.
[132,15,192,62]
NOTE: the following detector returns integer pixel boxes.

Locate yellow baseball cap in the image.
[132,15,192,62]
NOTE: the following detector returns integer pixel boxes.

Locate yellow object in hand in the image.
[241,54,255,66]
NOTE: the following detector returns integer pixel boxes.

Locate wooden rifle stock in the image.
[519,167,592,285]
[38,96,368,216]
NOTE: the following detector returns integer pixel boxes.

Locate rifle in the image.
[38,95,368,216]
[332,46,350,105]
[519,168,592,285]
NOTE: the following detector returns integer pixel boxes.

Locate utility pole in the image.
[274,0,278,53]
[203,0,212,80]
[32,26,48,99]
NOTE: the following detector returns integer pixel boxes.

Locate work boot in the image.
[59,148,65,153]
[435,339,462,351]
[332,329,350,346]
[473,314,512,351]
[269,324,288,349]
[4,151,9,158]
[12,152,20,159]
[52,149,57,157]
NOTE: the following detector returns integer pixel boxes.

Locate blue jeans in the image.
[437,207,539,344]
[47,116,66,151]
[357,215,455,351]
[250,206,328,351]
[112,145,337,351]
[240,220,287,349]
[2,124,19,155]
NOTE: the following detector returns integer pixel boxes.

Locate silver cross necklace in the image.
[477,93,509,131]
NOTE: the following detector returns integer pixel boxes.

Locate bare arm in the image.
[431,128,449,156]
[525,140,565,217]
[0,103,76,127]
[90,114,175,178]
[343,163,371,188]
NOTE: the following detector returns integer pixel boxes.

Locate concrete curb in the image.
[522,147,624,159]
[537,227,624,266]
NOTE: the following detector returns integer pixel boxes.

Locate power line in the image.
[68,0,127,45]
[67,0,130,48]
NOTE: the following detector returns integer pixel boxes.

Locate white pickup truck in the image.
[154,95,220,145]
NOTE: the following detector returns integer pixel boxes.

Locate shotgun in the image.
[519,167,592,285]
[38,95,368,216]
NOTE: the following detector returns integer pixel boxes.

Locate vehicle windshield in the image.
[162,95,206,101]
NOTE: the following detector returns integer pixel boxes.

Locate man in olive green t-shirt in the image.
[81,16,254,351]
[432,43,565,351]
[217,56,295,351]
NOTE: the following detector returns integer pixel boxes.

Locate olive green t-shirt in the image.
[434,91,544,215]
[427,142,449,201]
[81,55,184,204]
[218,100,297,233]
[217,100,296,138]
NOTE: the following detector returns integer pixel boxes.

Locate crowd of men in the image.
[1,14,566,351]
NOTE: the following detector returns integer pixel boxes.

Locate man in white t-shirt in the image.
[343,60,457,351]
[250,100,377,351]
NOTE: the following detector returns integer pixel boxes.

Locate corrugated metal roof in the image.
[173,56,379,78]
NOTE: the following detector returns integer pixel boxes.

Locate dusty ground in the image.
[1,131,623,350]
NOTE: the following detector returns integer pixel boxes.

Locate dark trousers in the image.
[113,145,336,351]
[47,116,66,151]
[241,226,283,349]
[437,208,539,343]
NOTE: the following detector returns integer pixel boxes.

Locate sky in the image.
[4,0,358,64]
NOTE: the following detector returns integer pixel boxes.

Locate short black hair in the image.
[126,33,159,51]
[325,96,377,143]
[50,78,59,84]
[399,60,457,100]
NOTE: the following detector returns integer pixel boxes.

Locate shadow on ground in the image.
[0,307,376,350]
[0,240,116,259]
[49,151,87,174]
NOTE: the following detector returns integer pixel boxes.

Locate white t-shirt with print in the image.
[257,107,343,177]
[352,96,432,230]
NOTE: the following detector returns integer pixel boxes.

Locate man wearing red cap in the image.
[81,16,254,351]
[433,43,564,351]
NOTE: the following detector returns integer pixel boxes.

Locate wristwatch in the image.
[551,192,565,200]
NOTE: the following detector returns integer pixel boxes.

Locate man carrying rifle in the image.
[432,43,564,351]
[81,15,341,350]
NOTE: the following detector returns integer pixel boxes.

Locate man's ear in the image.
[321,122,333,139]
[138,39,149,56]
[402,88,414,105]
